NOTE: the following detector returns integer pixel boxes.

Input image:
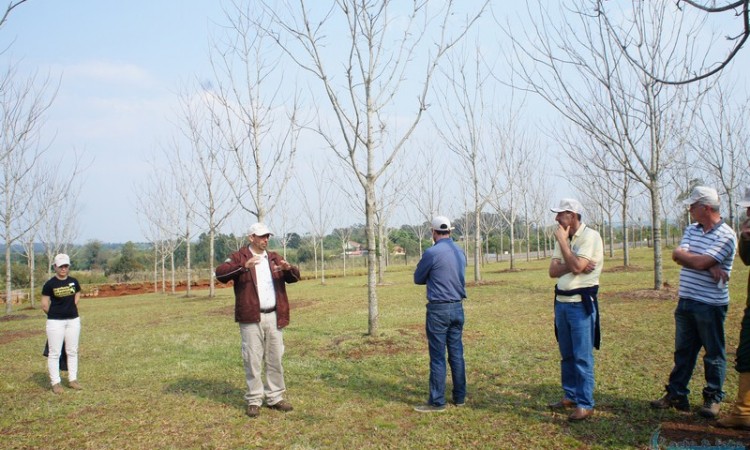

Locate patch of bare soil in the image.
[614,283,676,302]
[0,312,35,322]
[0,329,43,345]
[87,280,218,298]
[657,420,750,447]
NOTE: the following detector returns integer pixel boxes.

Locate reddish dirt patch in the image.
[658,420,750,447]
[0,329,43,345]
[86,280,218,298]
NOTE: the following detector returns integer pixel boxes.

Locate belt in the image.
[259,307,276,314]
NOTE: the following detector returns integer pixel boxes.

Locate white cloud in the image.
[62,60,156,87]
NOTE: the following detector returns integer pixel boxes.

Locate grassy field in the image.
[2,248,749,449]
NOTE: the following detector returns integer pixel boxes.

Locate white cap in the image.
[53,254,70,267]
[431,216,454,231]
[550,198,583,215]
[248,222,273,236]
[737,187,750,208]
[683,186,720,208]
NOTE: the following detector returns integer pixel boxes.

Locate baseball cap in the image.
[550,198,583,215]
[737,187,750,208]
[431,216,454,231]
[683,186,720,208]
[54,254,70,267]
[248,222,273,236]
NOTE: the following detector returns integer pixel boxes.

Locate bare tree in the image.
[207,1,301,224]
[505,0,704,289]
[173,86,236,298]
[432,41,499,282]
[134,160,185,294]
[404,143,446,257]
[690,84,750,230]
[597,0,750,84]
[0,0,29,29]
[297,158,337,284]
[1,62,56,314]
[260,0,487,335]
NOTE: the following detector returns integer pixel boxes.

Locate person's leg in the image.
[239,323,265,406]
[46,319,65,387]
[697,303,728,403]
[567,302,595,409]
[64,317,81,382]
[554,302,577,403]
[736,307,750,373]
[446,304,466,404]
[426,306,449,407]
[262,312,287,406]
[667,299,702,398]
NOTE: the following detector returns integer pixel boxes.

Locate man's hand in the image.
[245,255,262,269]
[554,224,570,243]
[582,260,596,274]
[709,265,729,284]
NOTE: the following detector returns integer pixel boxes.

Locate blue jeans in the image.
[425,302,466,406]
[667,298,727,402]
[555,301,596,409]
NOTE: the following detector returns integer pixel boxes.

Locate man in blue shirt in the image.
[413,216,467,412]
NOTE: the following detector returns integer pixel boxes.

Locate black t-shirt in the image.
[42,276,81,320]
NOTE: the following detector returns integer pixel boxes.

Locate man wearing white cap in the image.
[215,222,301,418]
[413,215,467,412]
[547,198,603,422]
[651,186,736,419]
[718,187,750,428]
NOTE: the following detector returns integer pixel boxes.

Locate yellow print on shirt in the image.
[52,284,76,298]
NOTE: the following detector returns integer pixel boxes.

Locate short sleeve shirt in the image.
[552,223,604,301]
[677,221,736,306]
[42,276,81,319]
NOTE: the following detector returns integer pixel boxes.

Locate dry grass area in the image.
[2,247,750,449]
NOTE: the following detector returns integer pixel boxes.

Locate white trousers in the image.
[239,312,286,406]
[46,317,80,385]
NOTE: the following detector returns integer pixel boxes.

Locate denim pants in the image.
[554,301,596,409]
[239,312,286,407]
[46,317,80,385]
[667,298,728,402]
[425,302,466,407]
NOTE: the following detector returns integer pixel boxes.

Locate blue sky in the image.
[3,1,225,243]
[2,1,750,244]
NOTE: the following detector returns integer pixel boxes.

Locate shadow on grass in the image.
[164,378,245,410]
[29,371,50,388]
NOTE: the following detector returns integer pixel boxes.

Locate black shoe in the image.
[650,392,690,412]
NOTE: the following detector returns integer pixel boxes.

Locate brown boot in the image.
[717,372,750,429]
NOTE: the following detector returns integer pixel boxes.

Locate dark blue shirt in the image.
[414,238,467,302]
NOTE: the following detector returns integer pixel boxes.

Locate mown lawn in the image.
[2,248,749,449]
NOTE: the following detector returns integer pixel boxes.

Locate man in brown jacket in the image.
[215,222,301,418]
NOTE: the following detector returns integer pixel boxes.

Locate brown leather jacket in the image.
[215,247,300,328]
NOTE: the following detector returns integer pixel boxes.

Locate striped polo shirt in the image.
[677,220,736,306]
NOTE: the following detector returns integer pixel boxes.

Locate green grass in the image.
[1,248,747,449]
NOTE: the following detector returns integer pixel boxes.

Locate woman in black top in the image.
[41,254,82,394]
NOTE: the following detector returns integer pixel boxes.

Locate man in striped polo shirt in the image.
[651,186,737,419]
